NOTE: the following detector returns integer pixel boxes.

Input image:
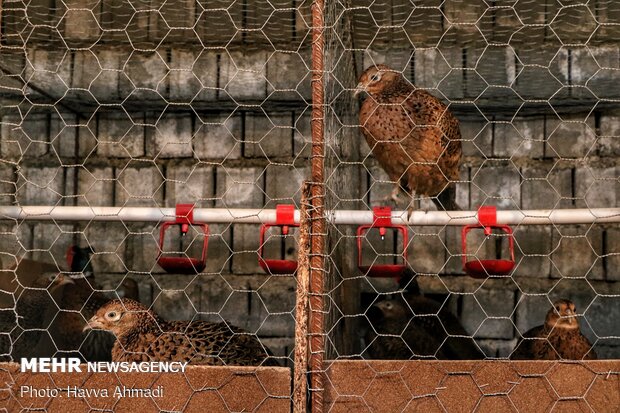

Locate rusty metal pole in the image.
[309,0,326,412]
[293,182,312,413]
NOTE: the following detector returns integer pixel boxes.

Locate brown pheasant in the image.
[511,299,596,360]
[355,64,462,214]
[85,299,278,366]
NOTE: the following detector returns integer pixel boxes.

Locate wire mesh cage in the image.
[0,0,618,412]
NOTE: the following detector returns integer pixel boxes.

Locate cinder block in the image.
[494,119,545,159]
[604,228,620,281]
[192,51,218,100]
[574,166,618,208]
[16,166,64,205]
[122,51,168,91]
[443,0,486,25]
[62,9,100,44]
[545,116,596,158]
[461,121,491,158]
[77,167,114,206]
[197,274,251,328]
[404,7,445,49]
[266,51,311,100]
[147,114,193,158]
[367,165,395,207]
[89,64,122,106]
[247,276,296,336]
[165,165,214,207]
[513,46,564,98]
[151,275,200,321]
[513,226,552,278]
[70,50,101,90]
[195,7,238,49]
[475,46,516,88]
[462,288,516,339]
[203,223,233,274]
[293,112,312,159]
[264,165,307,207]
[0,165,16,205]
[1,116,32,161]
[159,0,197,30]
[231,225,262,275]
[215,167,263,208]
[122,224,161,273]
[551,225,604,279]
[586,48,620,100]
[243,112,293,159]
[24,48,70,98]
[168,49,201,103]
[325,163,364,210]
[599,110,620,157]
[192,114,242,160]
[418,47,462,98]
[470,164,521,209]
[84,222,129,274]
[408,228,447,275]
[52,122,98,159]
[115,165,164,207]
[515,294,550,335]
[49,112,76,158]
[520,165,572,210]
[222,51,267,100]
[583,296,620,340]
[0,222,30,258]
[97,113,145,158]
[30,222,74,265]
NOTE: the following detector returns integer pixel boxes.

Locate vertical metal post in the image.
[309,0,326,412]
[293,183,311,413]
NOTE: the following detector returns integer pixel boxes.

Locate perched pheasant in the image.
[511,299,596,360]
[355,64,462,215]
[0,273,73,360]
[364,273,484,360]
[51,245,115,361]
[85,299,278,366]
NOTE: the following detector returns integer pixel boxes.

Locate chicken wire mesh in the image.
[0,0,313,411]
[0,0,618,412]
[320,0,620,411]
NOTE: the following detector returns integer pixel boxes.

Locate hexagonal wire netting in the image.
[0,0,618,412]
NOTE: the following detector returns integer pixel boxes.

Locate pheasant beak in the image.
[353,82,366,97]
[83,315,104,332]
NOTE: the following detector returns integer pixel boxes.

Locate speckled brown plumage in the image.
[85,299,278,366]
[511,299,596,360]
[0,273,73,360]
[356,64,462,211]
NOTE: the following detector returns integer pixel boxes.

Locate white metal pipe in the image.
[0,206,619,226]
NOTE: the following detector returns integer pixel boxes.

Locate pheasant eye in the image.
[370,73,381,82]
[106,311,118,320]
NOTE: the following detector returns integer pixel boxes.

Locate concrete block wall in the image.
[0,0,618,361]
